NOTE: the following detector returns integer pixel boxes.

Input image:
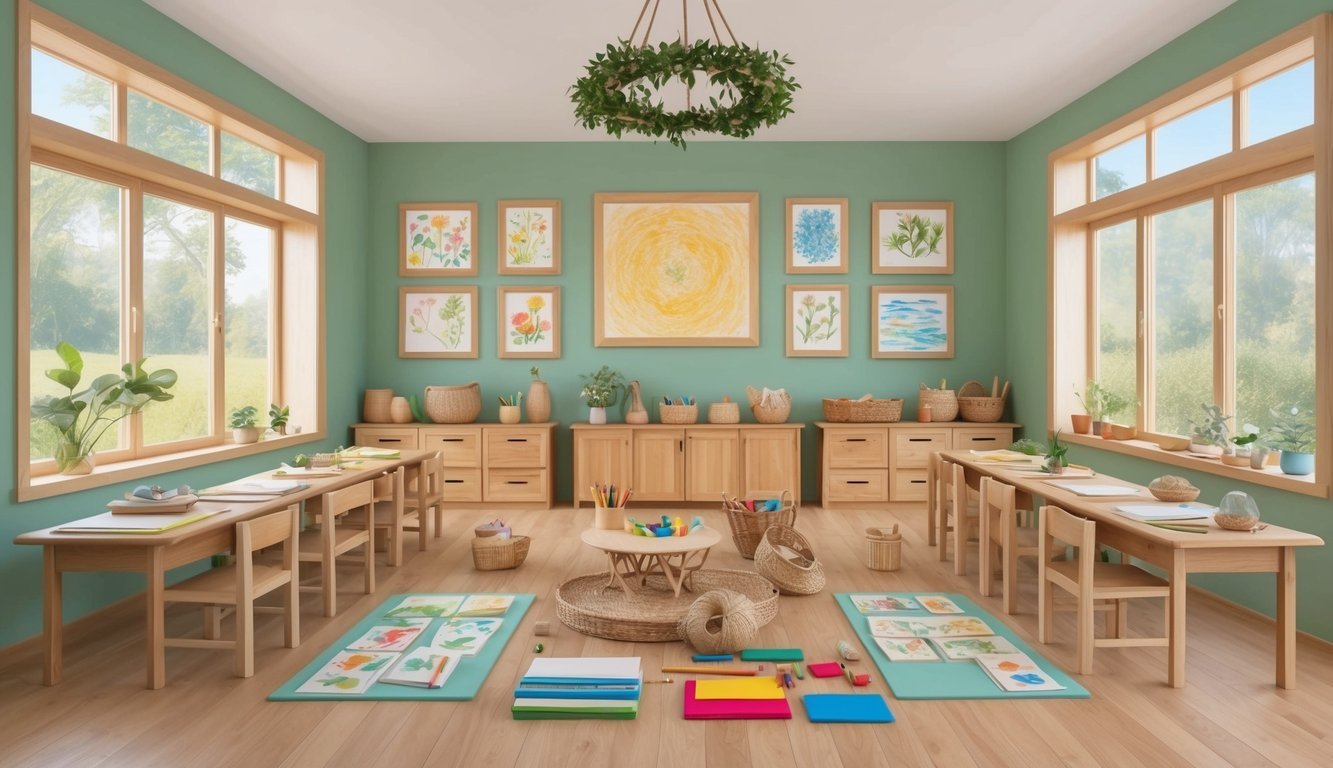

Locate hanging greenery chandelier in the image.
[570,0,799,148]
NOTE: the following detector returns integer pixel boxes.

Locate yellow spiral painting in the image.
[597,193,757,345]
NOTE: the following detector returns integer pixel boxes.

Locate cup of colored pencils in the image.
[592,481,632,530]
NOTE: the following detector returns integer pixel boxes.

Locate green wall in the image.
[1005,0,1333,641]
[0,0,371,648]
[367,141,1008,503]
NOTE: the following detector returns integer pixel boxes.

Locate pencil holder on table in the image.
[593,505,624,530]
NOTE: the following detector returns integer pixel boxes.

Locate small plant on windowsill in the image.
[268,403,290,435]
[1267,404,1314,476]
[230,405,261,445]
[1188,403,1230,457]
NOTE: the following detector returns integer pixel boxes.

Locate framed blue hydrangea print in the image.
[786,197,848,274]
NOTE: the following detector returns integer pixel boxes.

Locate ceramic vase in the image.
[499,405,521,424]
[526,380,551,423]
[233,426,260,445]
[1249,447,1270,470]
[589,406,608,425]
[1279,450,1314,475]
[390,396,414,423]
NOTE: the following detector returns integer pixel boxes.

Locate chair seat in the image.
[1013,526,1039,548]
[167,563,292,603]
[298,527,370,558]
[372,499,418,524]
[1047,560,1169,593]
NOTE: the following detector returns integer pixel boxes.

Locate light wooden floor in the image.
[3,503,1332,768]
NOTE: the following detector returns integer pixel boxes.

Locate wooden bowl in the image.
[1109,424,1137,440]
[1149,486,1200,503]
[1156,435,1189,451]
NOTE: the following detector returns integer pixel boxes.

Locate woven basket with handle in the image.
[753,524,825,595]
[957,380,1005,422]
[424,382,481,423]
[722,490,796,559]
[471,535,529,570]
[746,385,792,424]
[918,384,958,422]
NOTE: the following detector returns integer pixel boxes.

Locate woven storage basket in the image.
[822,398,904,423]
[363,388,393,423]
[753,524,825,595]
[471,534,529,570]
[746,385,792,424]
[957,380,1005,423]
[723,490,797,559]
[918,384,959,422]
[707,401,740,424]
[1149,486,1200,503]
[659,403,699,424]
[865,526,902,572]
[424,382,481,423]
[555,570,778,642]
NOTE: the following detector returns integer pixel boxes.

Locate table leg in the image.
[147,547,167,690]
[605,552,638,594]
[42,546,62,686]
[1168,555,1186,688]
[1277,546,1296,689]
[655,554,686,598]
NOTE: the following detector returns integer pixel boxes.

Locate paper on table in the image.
[1113,503,1215,521]
[523,656,642,683]
[1043,481,1141,496]
[693,677,785,700]
[200,480,307,496]
[56,509,222,534]
[970,450,1041,462]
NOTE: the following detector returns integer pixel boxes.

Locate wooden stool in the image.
[978,476,1039,614]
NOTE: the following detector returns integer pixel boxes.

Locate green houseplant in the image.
[268,403,291,435]
[30,341,178,474]
[579,365,625,425]
[1268,404,1314,475]
[230,405,261,444]
[1043,429,1069,474]
[1189,403,1230,456]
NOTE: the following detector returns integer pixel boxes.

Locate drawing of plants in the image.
[882,212,945,259]
[408,294,466,349]
[506,209,550,266]
[510,294,550,347]
[663,261,687,285]
[796,293,839,343]
[793,207,838,264]
[408,212,472,268]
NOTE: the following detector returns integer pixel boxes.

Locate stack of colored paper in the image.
[512,657,642,720]
[683,676,791,720]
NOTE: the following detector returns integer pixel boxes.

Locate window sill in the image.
[1062,432,1327,498]
[17,430,326,502]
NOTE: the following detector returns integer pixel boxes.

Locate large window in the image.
[19,3,323,499]
[1050,20,1327,495]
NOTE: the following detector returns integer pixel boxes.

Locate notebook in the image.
[974,652,1066,692]
[802,693,895,723]
[56,509,220,534]
[1112,503,1214,522]
[682,680,792,720]
[1044,480,1141,496]
[379,648,459,689]
[521,656,642,685]
[693,677,785,700]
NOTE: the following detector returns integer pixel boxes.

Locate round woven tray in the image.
[555,569,779,642]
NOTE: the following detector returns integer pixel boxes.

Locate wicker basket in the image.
[957,380,1005,423]
[707,401,740,424]
[1149,486,1200,502]
[659,403,699,424]
[865,526,902,572]
[822,398,904,423]
[363,389,393,423]
[471,534,529,570]
[746,385,792,424]
[555,569,779,642]
[723,490,797,559]
[919,384,959,422]
[424,382,481,424]
[753,524,826,595]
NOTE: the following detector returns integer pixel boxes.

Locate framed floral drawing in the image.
[871,285,954,359]
[594,191,759,346]
[786,285,848,357]
[399,286,477,359]
[497,286,560,358]
[871,201,953,274]
[399,202,478,276]
[497,200,561,274]
[786,198,848,274]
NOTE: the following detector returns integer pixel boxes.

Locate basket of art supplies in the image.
[746,385,792,424]
[822,396,904,423]
[362,388,394,423]
[958,378,1008,423]
[424,382,481,424]
[659,398,699,424]
[753,524,826,595]
[865,525,902,571]
[723,490,797,559]
[708,396,740,424]
[472,534,530,571]
[918,382,958,422]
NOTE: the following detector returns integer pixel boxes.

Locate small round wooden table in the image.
[580,526,722,598]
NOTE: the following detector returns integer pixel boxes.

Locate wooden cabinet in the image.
[352,422,555,508]
[572,423,802,507]
[818,421,1018,506]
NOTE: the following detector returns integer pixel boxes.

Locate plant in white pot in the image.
[230,405,261,444]
[1188,403,1230,456]
[30,341,178,474]
[1267,404,1314,476]
[579,366,624,425]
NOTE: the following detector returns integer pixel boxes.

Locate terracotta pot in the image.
[526,380,551,423]
[1070,413,1092,434]
[1100,421,1114,439]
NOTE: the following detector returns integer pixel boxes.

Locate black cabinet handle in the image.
[910,479,927,485]
[972,437,997,442]
[846,438,867,443]
[506,480,528,485]
[377,438,402,443]
[445,479,464,484]
[847,480,870,485]
[442,438,464,443]
[908,437,932,442]
[507,438,527,443]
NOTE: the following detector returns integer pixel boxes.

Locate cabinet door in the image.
[742,429,800,499]
[573,429,632,506]
[485,427,549,468]
[421,427,482,467]
[686,429,740,501]
[952,427,1014,451]
[633,429,685,501]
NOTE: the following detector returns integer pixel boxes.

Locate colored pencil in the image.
[660,666,759,676]
[426,653,450,688]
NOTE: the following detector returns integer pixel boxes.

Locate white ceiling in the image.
[143,0,1237,143]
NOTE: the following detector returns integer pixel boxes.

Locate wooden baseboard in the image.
[1186,583,1333,651]
[0,592,143,660]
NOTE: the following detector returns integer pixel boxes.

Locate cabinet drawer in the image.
[891,430,951,468]
[354,428,420,450]
[826,430,888,469]
[421,428,481,467]
[486,428,548,468]
[891,468,931,502]
[826,470,888,502]
[953,428,1013,450]
[486,469,548,502]
[441,468,482,502]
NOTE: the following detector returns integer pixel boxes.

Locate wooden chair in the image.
[937,458,980,575]
[404,452,444,545]
[1038,504,1170,675]
[926,453,940,547]
[370,466,409,566]
[299,480,376,617]
[162,505,300,678]
[978,476,1039,614]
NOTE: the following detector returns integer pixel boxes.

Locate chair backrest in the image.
[240,505,300,553]
[949,461,969,518]
[372,466,404,502]
[1038,504,1096,581]
[418,453,444,502]
[932,454,949,519]
[980,476,1015,522]
[324,479,375,518]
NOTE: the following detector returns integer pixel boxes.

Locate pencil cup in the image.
[594,505,624,530]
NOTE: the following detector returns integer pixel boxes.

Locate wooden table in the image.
[580,527,722,598]
[941,450,1324,689]
[13,450,429,690]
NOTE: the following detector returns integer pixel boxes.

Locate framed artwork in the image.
[594,192,758,346]
[399,202,478,276]
[497,286,560,358]
[497,199,561,275]
[399,285,478,359]
[786,284,848,357]
[871,201,954,274]
[871,285,954,359]
[786,197,848,274]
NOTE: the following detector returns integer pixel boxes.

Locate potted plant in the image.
[1267,404,1314,476]
[230,405,261,444]
[1229,424,1261,468]
[268,403,291,435]
[1071,384,1094,434]
[1188,403,1230,457]
[1100,389,1135,439]
[30,341,178,475]
[1043,429,1069,474]
[578,365,625,425]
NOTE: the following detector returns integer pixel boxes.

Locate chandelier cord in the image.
[629,0,663,48]
[706,0,737,46]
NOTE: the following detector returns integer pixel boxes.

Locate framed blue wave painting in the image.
[786,197,848,274]
[872,286,954,359]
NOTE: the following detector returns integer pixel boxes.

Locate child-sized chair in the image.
[405,452,444,545]
[299,480,376,617]
[978,476,1039,614]
[937,458,980,576]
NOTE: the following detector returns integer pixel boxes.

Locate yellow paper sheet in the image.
[693,677,785,700]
